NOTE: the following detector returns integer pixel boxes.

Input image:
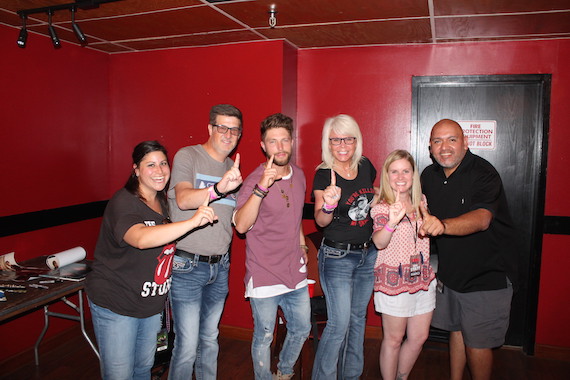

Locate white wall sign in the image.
[458,120,496,150]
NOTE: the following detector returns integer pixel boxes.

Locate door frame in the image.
[411,74,551,354]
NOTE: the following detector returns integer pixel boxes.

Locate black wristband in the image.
[254,184,269,196]
[252,188,266,199]
[213,183,226,197]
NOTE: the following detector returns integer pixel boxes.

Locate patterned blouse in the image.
[371,197,435,296]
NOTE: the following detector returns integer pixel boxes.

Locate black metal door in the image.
[411,74,550,353]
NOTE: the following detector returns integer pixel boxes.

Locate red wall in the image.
[107,40,293,190]
[0,25,109,360]
[297,40,570,346]
[1,28,111,214]
[538,235,570,347]
[1,21,569,363]
[107,40,296,330]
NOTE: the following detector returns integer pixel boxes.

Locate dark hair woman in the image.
[86,141,217,379]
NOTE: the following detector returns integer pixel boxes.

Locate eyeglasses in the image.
[329,137,356,145]
[213,124,242,136]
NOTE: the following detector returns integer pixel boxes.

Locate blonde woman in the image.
[371,150,436,380]
[312,115,378,380]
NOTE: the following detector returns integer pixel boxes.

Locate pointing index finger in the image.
[395,190,400,203]
[419,202,429,218]
[233,153,240,168]
[266,154,274,169]
[330,169,336,187]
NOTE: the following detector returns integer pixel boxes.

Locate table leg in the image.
[33,289,100,365]
[34,306,50,366]
[78,289,100,360]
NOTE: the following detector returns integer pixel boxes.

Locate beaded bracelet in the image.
[253,184,268,199]
[254,184,268,196]
[213,183,226,197]
[300,244,309,252]
[252,188,266,198]
[321,206,335,214]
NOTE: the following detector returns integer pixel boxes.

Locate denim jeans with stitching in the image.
[311,243,377,380]
[250,287,311,379]
[167,253,229,380]
[89,300,161,380]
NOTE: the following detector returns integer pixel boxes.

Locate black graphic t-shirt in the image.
[313,157,377,244]
[86,188,174,318]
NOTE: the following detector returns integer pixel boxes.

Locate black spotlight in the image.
[48,11,61,49]
[71,7,87,45]
[17,15,28,48]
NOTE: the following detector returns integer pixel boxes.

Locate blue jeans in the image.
[312,243,377,380]
[168,253,229,380]
[250,287,311,380]
[89,300,161,380]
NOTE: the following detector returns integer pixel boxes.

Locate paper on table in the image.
[0,252,17,271]
[46,247,86,269]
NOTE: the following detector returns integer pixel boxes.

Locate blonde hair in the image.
[316,114,363,172]
[378,150,422,216]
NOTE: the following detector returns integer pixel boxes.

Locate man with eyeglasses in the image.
[167,104,243,380]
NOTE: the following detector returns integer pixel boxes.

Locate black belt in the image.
[323,238,372,250]
[175,249,225,264]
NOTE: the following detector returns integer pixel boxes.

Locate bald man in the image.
[419,119,517,380]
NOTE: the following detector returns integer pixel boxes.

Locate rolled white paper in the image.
[0,252,17,271]
[46,247,86,270]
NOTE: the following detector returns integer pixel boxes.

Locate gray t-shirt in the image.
[168,144,237,256]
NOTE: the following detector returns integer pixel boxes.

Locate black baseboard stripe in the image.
[543,215,570,235]
[0,200,108,238]
[0,202,568,238]
[303,203,315,220]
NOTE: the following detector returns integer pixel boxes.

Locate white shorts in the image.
[374,279,436,317]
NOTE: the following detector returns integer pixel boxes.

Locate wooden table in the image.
[0,258,99,365]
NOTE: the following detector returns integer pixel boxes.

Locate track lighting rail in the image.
[16,0,123,48]
[17,0,121,18]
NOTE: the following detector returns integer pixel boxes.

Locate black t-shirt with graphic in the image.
[313,157,377,244]
[86,188,174,318]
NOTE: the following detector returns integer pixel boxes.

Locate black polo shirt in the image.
[420,150,517,293]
